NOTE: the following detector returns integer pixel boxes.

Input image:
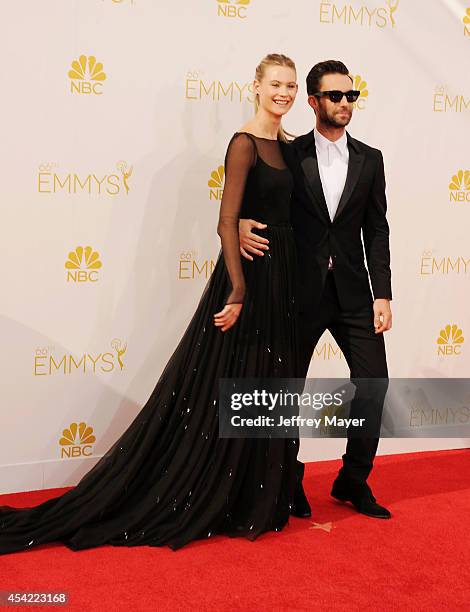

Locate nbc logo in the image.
[66,246,102,283]
[351,74,368,110]
[449,170,470,203]
[59,422,96,458]
[464,8,470,36]
[68,55,106,95]
[217,0,251,19]
[436,324,464,356]
[208,165,225,200]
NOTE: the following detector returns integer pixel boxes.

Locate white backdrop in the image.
[1,0,469,493]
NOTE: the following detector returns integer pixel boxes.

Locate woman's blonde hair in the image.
[254,53,296,143]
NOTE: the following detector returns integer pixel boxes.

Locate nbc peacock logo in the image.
[59,422,96,459]
[464,8,470,36]
[65,246,102,283]
[68,55,107,95]
[449,170,470,203]
[216,0,251,19]
[208,165,225,200]
[437,324,464,356]
[351,75,368,110]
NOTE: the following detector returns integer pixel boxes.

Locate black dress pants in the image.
[296,271,388,486]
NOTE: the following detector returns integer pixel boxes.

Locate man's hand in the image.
[239,219,269,261]
[373,299,392,334]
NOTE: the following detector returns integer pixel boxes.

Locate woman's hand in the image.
[213,303,243,332]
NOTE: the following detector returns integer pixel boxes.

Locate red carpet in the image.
[1,449,469,611]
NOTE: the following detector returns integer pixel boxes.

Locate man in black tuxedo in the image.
[239,60,392,519]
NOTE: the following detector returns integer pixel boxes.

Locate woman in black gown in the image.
[0,54,301,553]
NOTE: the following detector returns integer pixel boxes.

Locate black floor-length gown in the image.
[0,132,300,554]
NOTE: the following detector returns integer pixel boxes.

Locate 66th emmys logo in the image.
[420,252,470,276]
[66,247,102,283]
[68,55,106,95]
[449,170,470,203]
[350,74,369,110]
[34,339,127,376]
[185,71,255,103]
[208,165,225,200]
[437,324,464,356]
[464,8,470,36]
[179,251,216,280]
[216,0,251,19]
[433,86,470,113]
[312,341,344,361]
[319,0,399,28]
[59,422,96,459]
[38,161,132,196]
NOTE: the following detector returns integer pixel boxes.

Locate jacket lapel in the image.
[332,134,365,222]
[297,130,331,224]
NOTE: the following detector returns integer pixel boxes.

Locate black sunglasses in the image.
[313,90,361,103]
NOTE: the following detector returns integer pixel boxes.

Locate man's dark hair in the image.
[306,60,352,95]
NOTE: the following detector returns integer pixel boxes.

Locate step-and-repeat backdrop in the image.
[1,0,469,493]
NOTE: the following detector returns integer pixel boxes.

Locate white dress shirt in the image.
[314,129,349,221]
[314,129,349,269]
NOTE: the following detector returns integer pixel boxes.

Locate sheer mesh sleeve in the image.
[217,133,256,305]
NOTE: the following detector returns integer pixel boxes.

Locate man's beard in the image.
[319,106,352,128]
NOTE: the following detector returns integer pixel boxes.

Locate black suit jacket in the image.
[283,129,392,312]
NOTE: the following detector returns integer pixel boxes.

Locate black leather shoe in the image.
[290,483,312,518]
[331,478,391,519]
